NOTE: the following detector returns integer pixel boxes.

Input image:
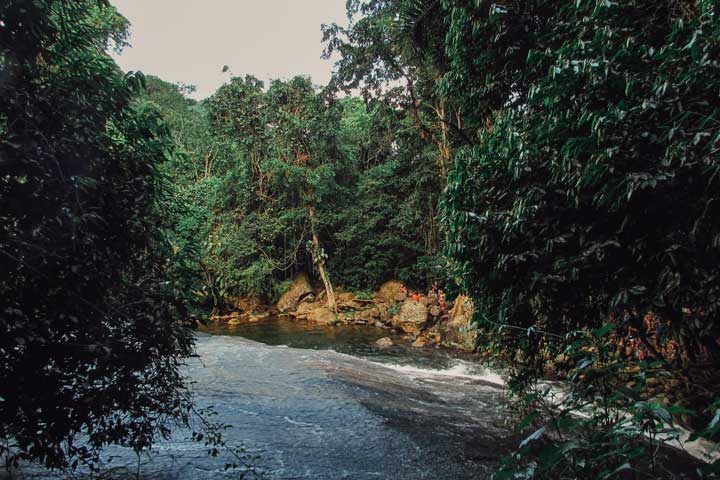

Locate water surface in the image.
[17,317,515,479]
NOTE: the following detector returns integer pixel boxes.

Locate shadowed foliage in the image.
[0,0,194,470]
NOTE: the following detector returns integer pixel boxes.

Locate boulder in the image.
[439,295,477,351]
[411,337,429,348]
[423,325,442,344]
[353,308,376,323]
[392,299,428,335]
[226,313,249,326]
[377,280,407,303]
[375,337,394,348]
[296,306,337,325]
[248,311,270,322]
[375,304,391,323]
[277,273,314,313]
[294,301,316,318]
[336,291,363,310]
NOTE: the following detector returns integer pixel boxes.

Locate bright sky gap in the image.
[111,0,348,99]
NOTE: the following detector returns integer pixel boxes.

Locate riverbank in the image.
[208,275,480,355]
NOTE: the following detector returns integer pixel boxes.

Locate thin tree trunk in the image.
[435,97,451,179]
[307,204,337,313]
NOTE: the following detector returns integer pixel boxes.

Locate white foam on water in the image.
[373,361,506,386]
[282,416,322,430]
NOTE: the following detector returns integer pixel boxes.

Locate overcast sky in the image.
[111,0,348,99]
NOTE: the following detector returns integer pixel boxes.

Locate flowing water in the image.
[14,317,515,479]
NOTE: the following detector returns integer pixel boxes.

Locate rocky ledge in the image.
[214,274,479,351]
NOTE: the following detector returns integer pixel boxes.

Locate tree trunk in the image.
[436,97,451,179]
[307,204,337,313]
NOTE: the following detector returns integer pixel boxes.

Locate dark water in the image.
[200,316,395,354]
[14,317,515,479]
[200,316,488,371]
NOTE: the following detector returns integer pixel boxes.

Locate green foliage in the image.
[329,99,445,289]
[146,74,446,306]
[0,0,194,470]
[495,330,718,479]
[432,0,720,476]
[441,0,720,373]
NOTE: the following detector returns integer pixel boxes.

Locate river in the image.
[15,317,515,479]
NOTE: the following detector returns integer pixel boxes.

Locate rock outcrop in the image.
[294,303,337,325]
[392,299,428,335]
[439,295,477,351]
[226,313,248,326]
[411,337,429,348]
[277,273,314,313]
[270,274,477,352]
[248,311,270,322]
[335,291,364,310]
[375,337,394,348]
[215,272,481,354]
[212,309,269,326]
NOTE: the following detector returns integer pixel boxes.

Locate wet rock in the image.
[277,273,314,313]
[212,312,247,324]
[336,292,364,310]
[440,295,477,351]
[374,321,385,328]
[377,280,407,303]
[429,306,441,317]
[296,306,336,325]
[354,308,377,323]
[227,313,249,326]
[294,301,315,318]
[248,311,270,322]
[375,337,394,348]
[423,326,442,345]
[375,304,390,322]
[412,337,429,348]
[392,299,428,335]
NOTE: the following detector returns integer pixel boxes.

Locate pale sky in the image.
[111,0,348,99]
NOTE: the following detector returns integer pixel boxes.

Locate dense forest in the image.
[143,73,444,309]
[1,0,719,478]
